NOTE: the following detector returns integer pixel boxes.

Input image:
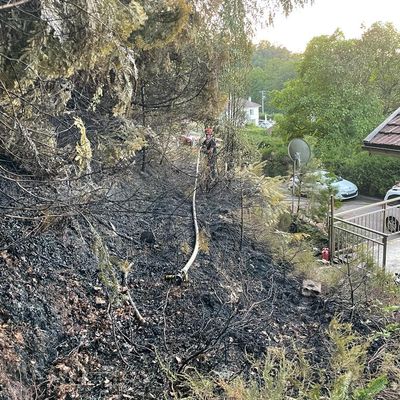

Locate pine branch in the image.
[0,0,31,10]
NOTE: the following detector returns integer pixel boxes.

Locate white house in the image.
[241,97,261,126]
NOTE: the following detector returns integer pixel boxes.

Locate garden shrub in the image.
[260,135,291,177]
[324,151,400,198]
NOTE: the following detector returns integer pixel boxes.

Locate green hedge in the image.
[339,152,400,198]
[307,135,400,198]
[241,127,400,197]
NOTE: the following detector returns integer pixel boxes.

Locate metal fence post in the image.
[382,235,388,271]
[382,203,387,233]
[329,195,334,262]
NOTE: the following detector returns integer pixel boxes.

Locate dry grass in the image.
[198,228,210,254]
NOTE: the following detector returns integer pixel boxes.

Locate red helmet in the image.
[205,127,213,135]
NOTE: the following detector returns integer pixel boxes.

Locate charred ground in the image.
[0,149,394,399]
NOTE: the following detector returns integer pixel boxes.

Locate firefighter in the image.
[201,127,217,179]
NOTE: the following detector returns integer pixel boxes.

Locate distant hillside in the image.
[248,40,300,115]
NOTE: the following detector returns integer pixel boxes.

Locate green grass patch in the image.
[240,126,269,149]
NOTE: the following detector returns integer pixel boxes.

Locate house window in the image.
[249,109,254,116]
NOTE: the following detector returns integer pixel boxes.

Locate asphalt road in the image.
[283,191,381,216]
[334,195,381,215]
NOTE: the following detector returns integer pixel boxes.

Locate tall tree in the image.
[272,29,385,146]
[0,0,147,175]
[248,41,299,114]
[360,22,400,114]
[271,23,400,194]
[211,1,312,168]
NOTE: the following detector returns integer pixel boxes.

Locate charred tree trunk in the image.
[141,84,147,172]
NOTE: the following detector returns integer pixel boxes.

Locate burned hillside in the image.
[0,147,394,399]
[0,145,396,399]
[1,1,399,399]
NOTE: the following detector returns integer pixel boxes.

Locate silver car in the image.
[289,170,358,200]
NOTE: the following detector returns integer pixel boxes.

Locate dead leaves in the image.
[0,323,22,366]
[52,353,94,399]
[0,250,16,268]
[13,331,24,345]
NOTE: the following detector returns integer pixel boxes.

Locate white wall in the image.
[245,106,259,125]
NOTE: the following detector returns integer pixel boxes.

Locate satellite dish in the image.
[288,138,311,167]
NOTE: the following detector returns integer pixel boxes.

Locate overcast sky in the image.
[254,0,400,52]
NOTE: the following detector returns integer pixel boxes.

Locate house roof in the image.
[363,106,400,157]
[241,99,261,108]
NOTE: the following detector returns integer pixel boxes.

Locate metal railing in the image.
[329,197,400,269]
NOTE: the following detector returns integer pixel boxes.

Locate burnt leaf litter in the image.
[0,150,388,399]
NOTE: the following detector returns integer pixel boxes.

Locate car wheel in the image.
[385,216,400,233]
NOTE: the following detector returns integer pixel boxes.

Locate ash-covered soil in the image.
[0,151,371,399]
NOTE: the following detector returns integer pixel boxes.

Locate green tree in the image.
[248,41,299,114]
[274,31,383,142]
[360,22,400,114]
[272,24,400,195]
[214,1,312,168]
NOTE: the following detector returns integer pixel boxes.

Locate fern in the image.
[328,318,367,381]
[330,372,352,400]
[353,376,388,400]
[237,163,287,229]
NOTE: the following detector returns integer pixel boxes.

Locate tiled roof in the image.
[363,107,400,156]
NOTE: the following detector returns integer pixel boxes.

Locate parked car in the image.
[384,184,400,232]
[258,119,275,129]
[289,170,358,200]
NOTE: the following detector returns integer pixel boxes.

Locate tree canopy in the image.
[248,40,299,115]
[0,0,312,175]
[274,23,400,140]
[272,23,400,195]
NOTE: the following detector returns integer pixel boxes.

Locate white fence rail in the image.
[329,197,400,269]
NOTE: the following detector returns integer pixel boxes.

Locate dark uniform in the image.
[202,134,217,178]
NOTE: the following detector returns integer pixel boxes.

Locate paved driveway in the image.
[334,195,380,215]
[386,237,400,274]
[334,196,399,275]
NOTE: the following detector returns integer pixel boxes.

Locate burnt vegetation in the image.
[0,1,399,399]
